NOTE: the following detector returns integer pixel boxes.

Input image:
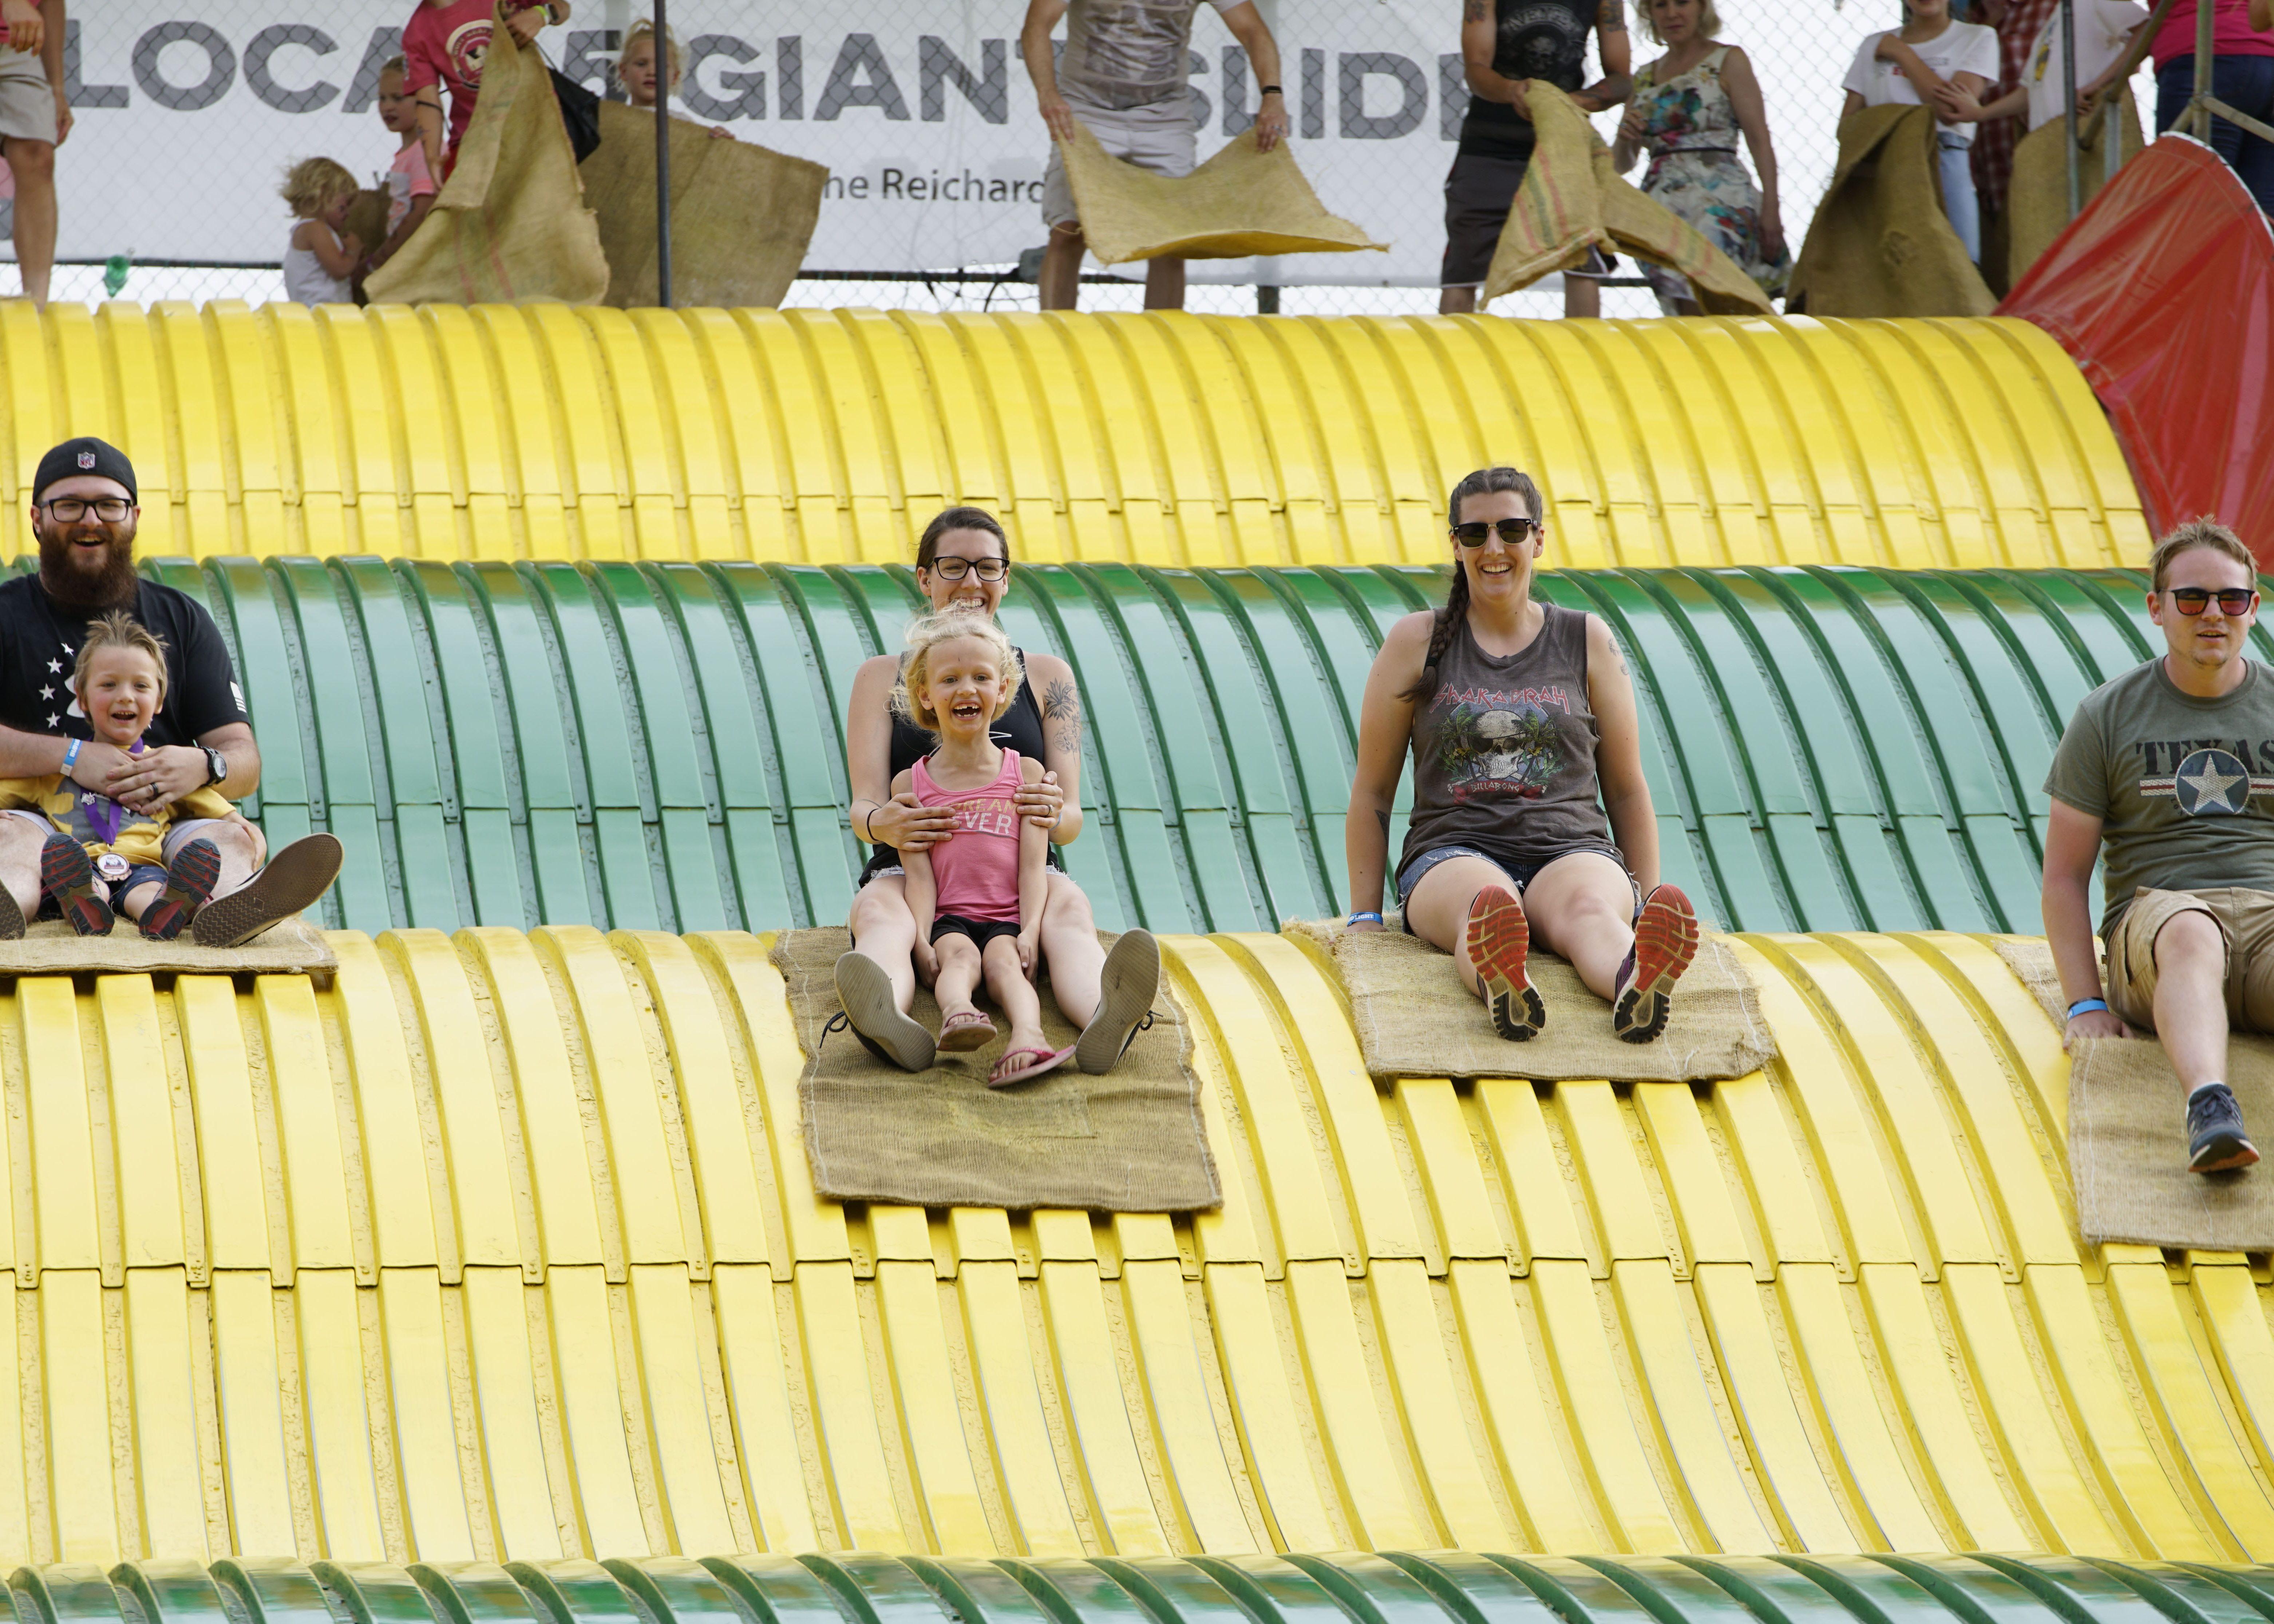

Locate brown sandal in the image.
[938,1010,998,1052]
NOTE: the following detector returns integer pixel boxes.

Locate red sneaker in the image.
[1615,884,1700,1043]
[1467,884,1545,1040]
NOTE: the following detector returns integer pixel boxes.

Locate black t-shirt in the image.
[1458,0,1601,159]
[0,575,247,748]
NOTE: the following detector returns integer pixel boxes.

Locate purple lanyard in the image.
[77,740,142,845]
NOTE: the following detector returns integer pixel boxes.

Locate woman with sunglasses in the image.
[1345,466,1700,1042]
[834,505,1160,1074]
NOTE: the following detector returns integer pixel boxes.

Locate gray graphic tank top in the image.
[1398,603,1617,878]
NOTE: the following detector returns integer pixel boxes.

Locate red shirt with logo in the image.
[401,0,545,153]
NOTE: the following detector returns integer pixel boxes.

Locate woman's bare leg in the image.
[1520,851,1637,998]
[847,874,920,1012]
[1403,854,1528,996]
[1038,870,1108,1027]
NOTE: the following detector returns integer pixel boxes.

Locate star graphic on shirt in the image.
[45,660,59,673]
[2173,748,2255,817]
[2183,758,2246,812]
[39,686,51,700]
[45,714,58,728]
[60,642,73,656]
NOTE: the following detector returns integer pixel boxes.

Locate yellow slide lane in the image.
[0,923,2260,1566]
[0,305,2141,568]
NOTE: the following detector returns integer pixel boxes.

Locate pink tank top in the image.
[912,749,1025,922]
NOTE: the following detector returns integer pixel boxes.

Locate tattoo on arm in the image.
[1464,0,1488,21]
[1043,677,1083,756]
[1598,0,1623,28]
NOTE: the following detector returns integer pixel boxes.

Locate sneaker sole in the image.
[141,837,222,942]
[41,836,113,937]
[0,878,22,941]
[834,951,936,1072]
[2192,1134,2261,1174]
[190,834,342,948]
[1615,885,1700,1044]
[1077,928,1160,1074]
[1467,885,1545,1041]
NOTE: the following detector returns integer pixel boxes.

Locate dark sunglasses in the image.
[929,556,1008,581]
[1451,518,1539,548]
[2168,586,2257,616]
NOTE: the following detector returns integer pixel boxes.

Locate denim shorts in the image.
[1394,843,1634,932]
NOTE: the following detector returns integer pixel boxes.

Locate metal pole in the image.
[2192,0,2214,135]
[655,0,673,306]
[2061,0,2081,220]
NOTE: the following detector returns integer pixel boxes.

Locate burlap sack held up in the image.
[579,102,826,308]
[2005,95,2144,288]
[1059,122,1385,264]
[1286,917,1775,1084]
[1479,81,1772,314]
[0,917,336,979]
[1786,104,1994,318]
[1993,936,2274,1250]
[769,928,1219,1213]
[365,7,608,306]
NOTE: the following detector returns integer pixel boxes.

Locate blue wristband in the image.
[1347,910,1383,925]
[2066,997,2109,1019]
[61,737,81,774]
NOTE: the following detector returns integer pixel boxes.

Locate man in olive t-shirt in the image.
[2042,519,2274,1174]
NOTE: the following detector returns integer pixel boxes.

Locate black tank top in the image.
[868,648,1049,868]
[1457,0,1595,159]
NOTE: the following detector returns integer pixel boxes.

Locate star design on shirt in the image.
[2182,756,2247,814]
[45,660,59,673]
[45,714,58,728]
[39,686,51,701]
[60,642,73,656]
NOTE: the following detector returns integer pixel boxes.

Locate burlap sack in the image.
[1787,104,1995,317]
[769,928,1219,1213]
[365,7,608,307]
[0,916,335,979]
[341,188,391,266]
[1992,936,2274,1249]
[1059,122,1385,265]
[1285,917,1774,1083]
[1479,82,1772,315]
[580,102,826,308]
[2005,95,2145,287]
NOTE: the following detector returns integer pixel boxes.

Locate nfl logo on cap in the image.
[75,452,93,469]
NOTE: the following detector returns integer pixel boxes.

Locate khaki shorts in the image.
[0,48,55,146]
[1041,93,1197,230]
[2105,886,2274,1034]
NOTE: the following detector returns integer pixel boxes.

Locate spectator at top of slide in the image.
[616,19,736,138]
[402,0,570,177]
[1054,0,1243,110]
[1937,0,2150,133]
[0,0,67,309]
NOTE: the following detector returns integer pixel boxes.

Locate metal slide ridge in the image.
[0,306,2140,568]
[111,557,2194,937]
[0,923,2265,1564]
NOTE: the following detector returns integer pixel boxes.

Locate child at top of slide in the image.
[280,157,361,307]
[363,56,438,284]
[614,19,735,138]
[893,613,1069,1087]
[0,612,242,940]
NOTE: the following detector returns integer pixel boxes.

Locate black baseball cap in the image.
[32,437,137,506]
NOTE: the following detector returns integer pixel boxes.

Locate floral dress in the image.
[1628,46,1789,306]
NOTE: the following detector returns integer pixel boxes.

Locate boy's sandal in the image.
[989,1044,1075,1088]
[41,834,113,938]
[139,837,222,943]
[938,1009,998,1052]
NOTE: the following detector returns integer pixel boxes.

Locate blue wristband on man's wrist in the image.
[2067,997,2109,1019]
[1348,910,1383,925]
[61,737,81,774]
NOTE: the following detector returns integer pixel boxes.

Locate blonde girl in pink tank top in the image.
[893,614,1072,1086]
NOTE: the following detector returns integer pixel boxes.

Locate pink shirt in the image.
[385,141,437,236]
[2154,0,2274,63]
[913,750,1026,924]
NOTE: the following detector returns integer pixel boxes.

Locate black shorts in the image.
[931,914,1022,952]
[1441,148,1619,288]
[859,844,1065,889]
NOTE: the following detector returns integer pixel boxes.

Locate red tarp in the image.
[1999,134,2274,562]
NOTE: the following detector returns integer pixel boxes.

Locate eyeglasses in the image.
[929,556,1008,582]
[1451,518,1539,548]
[2168,586,2257,616]
[39,497,131,523]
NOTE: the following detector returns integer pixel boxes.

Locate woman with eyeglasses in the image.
[834,506,1160,1074]
[1344,467,1700,1043]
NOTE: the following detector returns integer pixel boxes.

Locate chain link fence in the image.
[28,1,2158,312]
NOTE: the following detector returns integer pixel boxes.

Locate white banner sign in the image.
[58,2,1873,284]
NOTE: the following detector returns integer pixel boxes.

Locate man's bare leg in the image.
[4,137,55,309]
[1143,254,1185,311]
[1041,223,1085,310]
[2153,910,2231,1087]
[0,814,46,929]
[1439,285,1479,315]
[1564,273,1600,319]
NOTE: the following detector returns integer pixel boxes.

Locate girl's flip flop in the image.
[938,1009,998,1052]
[989,1044,1075,1088]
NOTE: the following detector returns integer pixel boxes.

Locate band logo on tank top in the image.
[1430,683,1575,802]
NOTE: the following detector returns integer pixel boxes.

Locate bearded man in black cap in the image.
[0,436,341,944]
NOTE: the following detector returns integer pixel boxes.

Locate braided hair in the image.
[1401,466,1543,703]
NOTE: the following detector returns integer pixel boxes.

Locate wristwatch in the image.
[201,746,228,787]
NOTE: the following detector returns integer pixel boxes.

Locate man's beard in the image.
[36,520,139,613]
